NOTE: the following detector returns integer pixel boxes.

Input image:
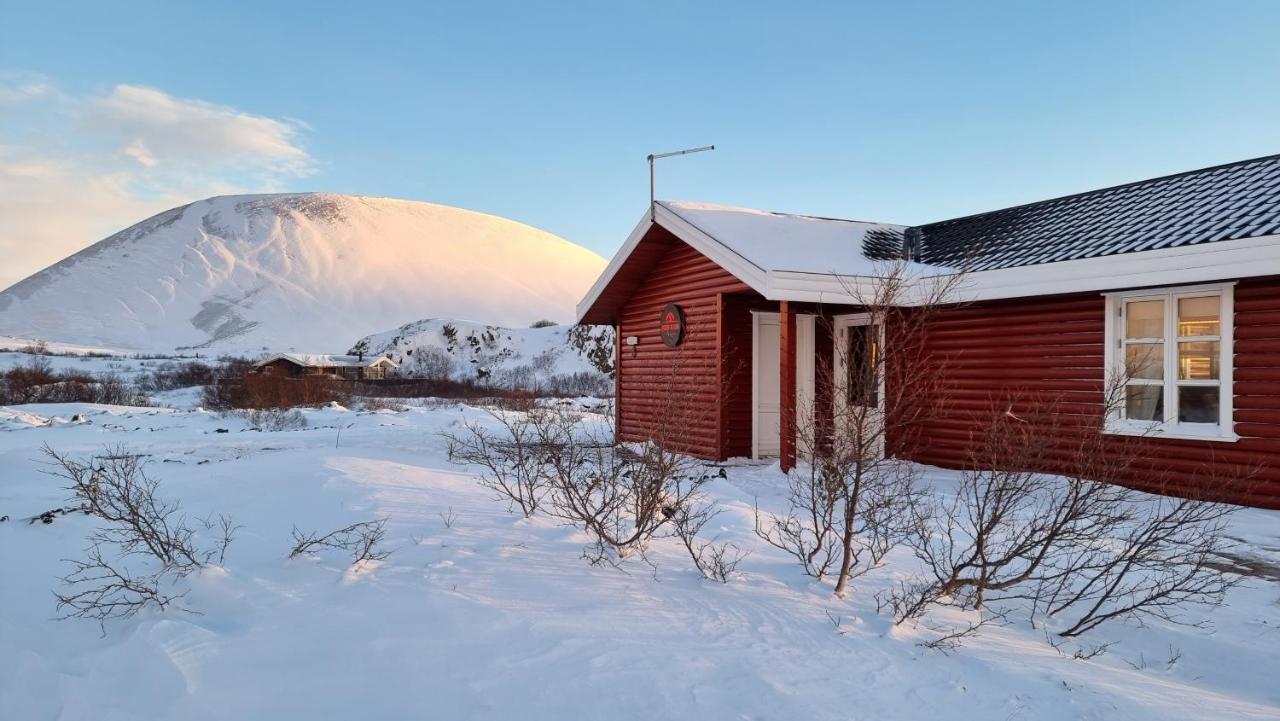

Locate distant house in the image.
[254,353,398,381]
[578,153,1280,508]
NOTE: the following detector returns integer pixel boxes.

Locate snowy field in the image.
[1,396,1278,720]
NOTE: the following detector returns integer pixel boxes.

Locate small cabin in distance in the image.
[254,353,398,381]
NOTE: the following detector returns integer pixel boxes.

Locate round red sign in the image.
[659,304,685,347]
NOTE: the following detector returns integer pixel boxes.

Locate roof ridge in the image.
[661,200,904,228]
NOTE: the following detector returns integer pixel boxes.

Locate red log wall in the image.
[902,277,1280,508]
[615,230,752,458]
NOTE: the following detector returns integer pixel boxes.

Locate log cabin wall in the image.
[615,230,752,458]
[900,277,1280,508]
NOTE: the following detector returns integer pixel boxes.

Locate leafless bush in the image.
[443,409,551,517]
[136,361,217,392]
[230,408,308,431]
[892,392,1244,639]
[755,261,958,596]
[440,506,458,529]
[918,616,1000,654]
[44,445,237,628]
[289,518,391,565]
[357,396,407,413]
[753,470,841,580]
[203,372,350,410]
[411,346,457,381]
[0,359,150,406]
[672,498,747,582]
[534,406,716,567]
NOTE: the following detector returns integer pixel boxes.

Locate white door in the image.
[833,313,885,458]
[752,312,816,459]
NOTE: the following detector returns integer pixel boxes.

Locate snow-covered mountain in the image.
[356,318,614,390]
[0,194,606,352]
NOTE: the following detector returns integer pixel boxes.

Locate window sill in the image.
[1104,422,1239,443]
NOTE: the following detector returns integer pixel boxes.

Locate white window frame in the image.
[1103,282,1237,442]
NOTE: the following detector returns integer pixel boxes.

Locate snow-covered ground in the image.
[1,397,1278,720]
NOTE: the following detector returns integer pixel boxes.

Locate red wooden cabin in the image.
[255,353,398,381]
[577,154,1280,508]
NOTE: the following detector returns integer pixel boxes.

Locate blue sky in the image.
[2,0,1279,285]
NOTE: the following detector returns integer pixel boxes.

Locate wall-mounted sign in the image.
[659,304,685,347]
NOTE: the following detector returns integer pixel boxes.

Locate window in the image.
[1105,283,1235,440]
[845,323,880,408]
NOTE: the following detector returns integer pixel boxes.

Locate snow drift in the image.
[0,194,606,352]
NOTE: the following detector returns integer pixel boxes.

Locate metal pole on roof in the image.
[647,145,715,220]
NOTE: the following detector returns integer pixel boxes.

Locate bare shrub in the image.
[1,356,56,402]
[893,389,1244,638]
[754,261,961,596]
[411,346,457,381]
[535,406,716,566]
[289,518,391,565]
[203,372,350,410]
[672,497,748,582]
[0,358,151,406]
[440,506,458,529]
[444,409,550,517]
[357,396,407,413]
[44,446,237,628]
[753,470,841,581]
[137,361,217,392]
[233,408,308,431]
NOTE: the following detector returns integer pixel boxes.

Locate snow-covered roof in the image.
[255,353,398,369]
[576,201,937,323]
[578,159,1280,324]
[660,201,909,277]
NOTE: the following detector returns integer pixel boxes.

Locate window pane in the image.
[845,324,879,408]
[1178,341,1220,380]
[1178,386,1220,424]
[1125,300,1164,338]
[1124,343,1164,380]
[1125,385,1164,422]
[1178,296,1220,337]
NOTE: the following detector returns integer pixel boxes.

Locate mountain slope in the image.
[0,194,605,352]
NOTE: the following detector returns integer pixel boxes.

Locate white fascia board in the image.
[651,202,770,294]
[574,205,773,324]
[766,234,1280,306]
[950,234,1280,302]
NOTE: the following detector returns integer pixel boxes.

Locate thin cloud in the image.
[84,84,315,176]
[0,77,316,289]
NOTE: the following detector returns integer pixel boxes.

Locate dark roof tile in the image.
[910,154,1280,269]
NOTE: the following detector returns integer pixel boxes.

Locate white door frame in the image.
[752,311,816,460]
[833,312,886,457]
